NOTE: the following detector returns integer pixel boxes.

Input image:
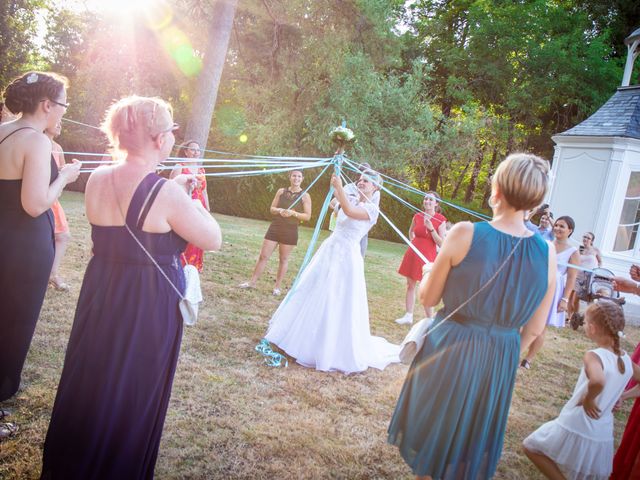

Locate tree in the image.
[182,0,239,148]
[0,0,48,87]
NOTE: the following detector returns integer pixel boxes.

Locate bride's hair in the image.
[362,169,383,191]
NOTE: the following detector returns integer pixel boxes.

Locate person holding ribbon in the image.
[0,71,80,440]
[170,140,209,272]
[45,121,72,291]
[239,169,311,296]
[41,95,221,478]
[388,153,555,479]
[263,170,400,373]
[395,191,447,326]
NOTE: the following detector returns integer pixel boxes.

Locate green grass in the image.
[0,191,638,479]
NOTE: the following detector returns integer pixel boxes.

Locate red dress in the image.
[179,165,207,272]
[612,342,640,479]
[398,212,446,282]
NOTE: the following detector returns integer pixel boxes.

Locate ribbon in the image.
[255,339,288,367]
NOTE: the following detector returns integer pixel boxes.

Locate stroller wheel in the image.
[569,312,584,331]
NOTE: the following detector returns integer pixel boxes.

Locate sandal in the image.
[520,359,531,370]
[238,281,253,289]
[0,408,10,421]
[0,422,18,440]
[272,288,282,296]
[49,276,70,291]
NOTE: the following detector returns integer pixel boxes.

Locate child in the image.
[522,300,638,480]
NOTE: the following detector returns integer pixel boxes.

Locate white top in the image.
[556,348,632,439]
[580,253,599,270]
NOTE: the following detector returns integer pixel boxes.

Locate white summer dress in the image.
[523,348,632,480]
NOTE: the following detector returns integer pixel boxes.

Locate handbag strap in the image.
[431,233,526,330]
[110,170,185,301]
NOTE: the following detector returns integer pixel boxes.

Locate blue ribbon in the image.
[255,339,288,367]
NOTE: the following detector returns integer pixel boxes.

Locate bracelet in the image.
[560,297,568,303]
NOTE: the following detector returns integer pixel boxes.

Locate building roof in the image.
[558,85,640,139]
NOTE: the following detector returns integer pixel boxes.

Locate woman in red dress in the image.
[395,191,447,325]
[611,341,640,479]
[170,140,209,272]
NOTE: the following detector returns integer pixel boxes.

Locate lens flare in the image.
[156,26,202,77]
[239,134,248,143]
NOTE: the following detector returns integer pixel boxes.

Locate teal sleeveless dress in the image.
[388,222,549,479]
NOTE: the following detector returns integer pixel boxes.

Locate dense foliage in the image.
[1,0,637,240]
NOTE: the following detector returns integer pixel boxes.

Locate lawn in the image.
[1,191,638,479]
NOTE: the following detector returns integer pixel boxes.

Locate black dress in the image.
[41,173,187,479]
[264,188,304,245]
[0,127,57,401]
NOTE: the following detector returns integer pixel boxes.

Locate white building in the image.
[548,28,640,317]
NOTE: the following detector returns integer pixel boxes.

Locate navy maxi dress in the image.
[41,173,187,480]
[388,222,549,479]
[0,127,57,401]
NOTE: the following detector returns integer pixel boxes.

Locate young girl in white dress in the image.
[264,170,400,373]
[523,300,640,480]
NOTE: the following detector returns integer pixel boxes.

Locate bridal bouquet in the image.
[329,125,355,145]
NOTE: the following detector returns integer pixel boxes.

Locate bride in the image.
[264,170,400,373]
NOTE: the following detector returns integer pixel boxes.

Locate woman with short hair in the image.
[388,153,556,479]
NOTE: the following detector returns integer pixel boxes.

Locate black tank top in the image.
[274,188,304,226]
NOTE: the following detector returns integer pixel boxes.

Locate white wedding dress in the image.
[265,197,400,373]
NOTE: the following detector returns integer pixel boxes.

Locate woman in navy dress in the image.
[0,72,80,438]
[41,96,222,479]
[388,153,556,479]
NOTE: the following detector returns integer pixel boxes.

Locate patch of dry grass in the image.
[1,191,638,479]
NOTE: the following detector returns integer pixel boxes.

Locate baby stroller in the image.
[569,267,626,330]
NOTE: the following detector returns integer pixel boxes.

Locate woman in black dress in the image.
[239,170,312,295]
[0,72,80,438]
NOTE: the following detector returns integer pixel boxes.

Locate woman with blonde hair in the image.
[388,153,556,479]
[0,71,80,439]
[41,96,221,478]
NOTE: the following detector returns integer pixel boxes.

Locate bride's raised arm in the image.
[330,173,376,221]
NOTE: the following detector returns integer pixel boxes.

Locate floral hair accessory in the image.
[26,73,39,84]
[617,331,625,338]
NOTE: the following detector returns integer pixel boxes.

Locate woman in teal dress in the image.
[388,153,557,479]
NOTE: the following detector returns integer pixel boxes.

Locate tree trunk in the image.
[428,164,440,192]
[464,146,485,204]
[451,160,472,199]
[481,146,499,208]
[184,0,239,148]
